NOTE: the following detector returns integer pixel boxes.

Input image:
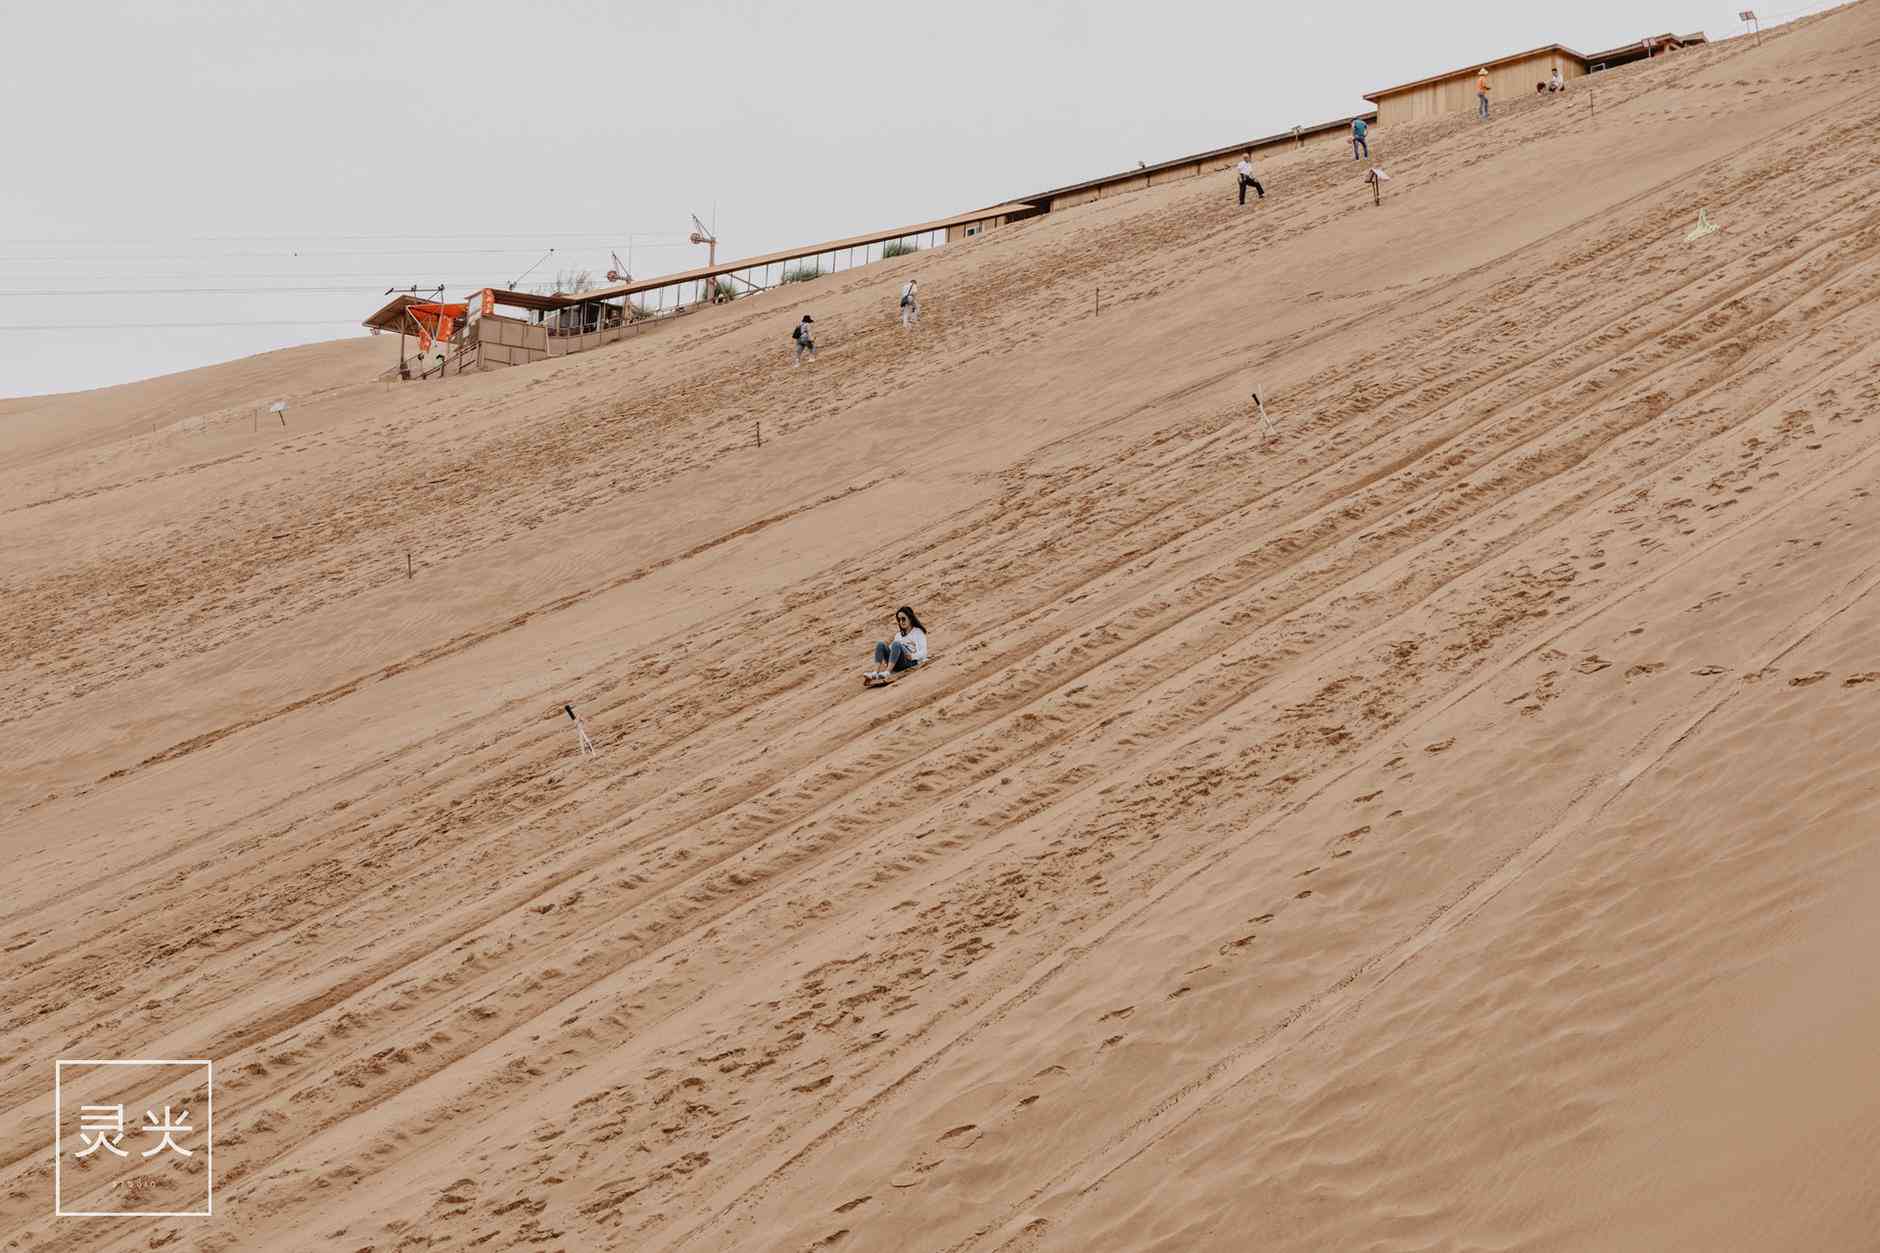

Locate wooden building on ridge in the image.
[1364,30,1706,127]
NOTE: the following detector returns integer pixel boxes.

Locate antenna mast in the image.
[688,213,718,269]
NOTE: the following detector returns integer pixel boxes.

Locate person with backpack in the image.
[900,279,920,329]
[1351,117,1369,161]
[1235,151,1264,206]
[1477,68,1492,119]
[791,314,816,366]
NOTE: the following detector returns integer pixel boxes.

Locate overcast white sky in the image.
[2,0,1789,397]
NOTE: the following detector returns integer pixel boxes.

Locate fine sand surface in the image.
[5,8,1880,1249]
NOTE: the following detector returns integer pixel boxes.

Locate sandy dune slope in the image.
[4,6,1880,1249]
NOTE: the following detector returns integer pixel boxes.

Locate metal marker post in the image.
[564,704,596,757]
[1251,391,1278,441]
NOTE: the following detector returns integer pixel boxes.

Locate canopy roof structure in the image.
[1584,31,1707,65]
[361,293,433,333]
[359,293,468,350]
[483,288,564,314]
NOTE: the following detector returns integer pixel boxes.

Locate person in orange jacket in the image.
[1477,68,1491,119]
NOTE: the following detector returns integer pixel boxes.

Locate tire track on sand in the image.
[660,420,1880,1252]
[962,546,1880,1253]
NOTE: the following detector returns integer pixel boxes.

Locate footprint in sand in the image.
[1844,673,1879,687]
[1424,738,1455,754]
[1788,671,1829,687]
[1576,655,1612,674]
[1625,662,1666,679]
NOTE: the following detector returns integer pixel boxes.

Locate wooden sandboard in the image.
[862,659,935,688]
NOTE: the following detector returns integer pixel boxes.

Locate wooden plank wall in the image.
[1377,52,1586,126]
[1042,125,1353,214]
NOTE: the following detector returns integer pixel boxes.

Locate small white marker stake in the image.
[1251,390,1278,442]
[564,703,596,757]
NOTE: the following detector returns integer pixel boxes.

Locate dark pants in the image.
[1353,136,1369,160]
[1238,175,1264,204]
[874,641,919,673]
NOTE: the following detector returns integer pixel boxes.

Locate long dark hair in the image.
[896,605,926,634]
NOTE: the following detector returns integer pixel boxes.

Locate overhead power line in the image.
[0,320,368,330]
[0,285,398,297]
[0,241,704,264]
[0,272,584,280]
[0,231,697,244]
[0,247,598,261]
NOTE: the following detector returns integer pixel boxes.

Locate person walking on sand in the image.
[1235,151,1265,205]
[864,605,928,683]
[792,314,816,366]
[1351,116,1370,161]
[1477,68,1492,119]
[900,279,920,329]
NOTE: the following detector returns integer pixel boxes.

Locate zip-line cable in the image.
[0,231,697,245]
[0,285,416,297]
[0,320,369,330]
[0,241,702,264]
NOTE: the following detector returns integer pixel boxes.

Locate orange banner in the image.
[407,302,468,353]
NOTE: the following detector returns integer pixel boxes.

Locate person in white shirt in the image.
[1235,152,1265,206]
[900,278,920,329]
[1550,66,1565,93]
[866,605,929,680]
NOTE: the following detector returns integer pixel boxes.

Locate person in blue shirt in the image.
[1352,117,1370,161]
